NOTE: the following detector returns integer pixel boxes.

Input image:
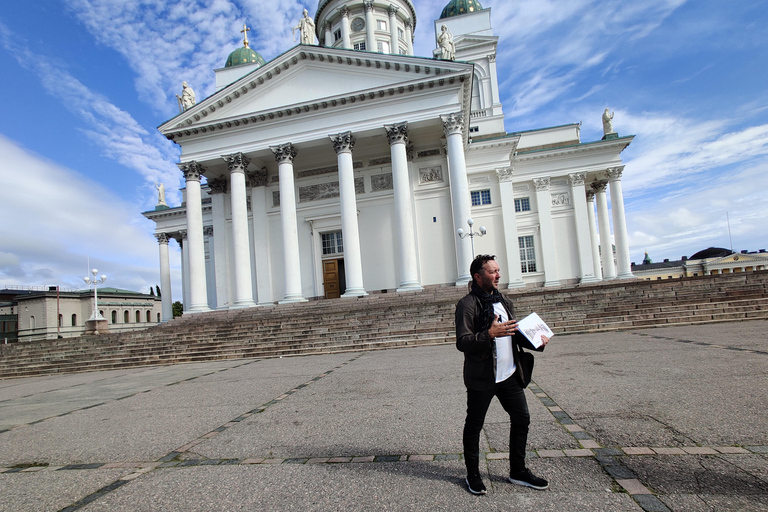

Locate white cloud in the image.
[0,135,181,295]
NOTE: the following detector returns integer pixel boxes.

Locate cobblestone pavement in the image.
[0,320,766,511]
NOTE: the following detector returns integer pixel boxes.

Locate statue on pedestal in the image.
[437,25,456,61]
[176,82,196,113]
[293,9,316,45]
[155,183,167,206]
[602,108,615,136]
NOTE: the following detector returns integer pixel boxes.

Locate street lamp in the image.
[457,218,487,258]
[84,269,107,321]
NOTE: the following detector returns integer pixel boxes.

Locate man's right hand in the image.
[488,315,518,339]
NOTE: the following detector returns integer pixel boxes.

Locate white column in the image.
[607,166,634,279]
[208,178,230,309]
[271,143,307,303]
[177,231,190,312]
[364,1,376,52]
[388,5,398,54]
[442,113,473,286]
[385,123,422,292]
[324,21,333,47]
[593,180,616,279]
[340,6,351,49]
[155,233,173,322]
[331,132,367,297]
[534,177,560,287]
[497,168,525,288]
[225,153,256,308]
[248,168,273,305]
[586,190,603,280]
[569,173,599,284]
[180,162,210,312]
[404,21,413,56]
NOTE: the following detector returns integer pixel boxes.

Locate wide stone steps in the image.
[2,271,767,378]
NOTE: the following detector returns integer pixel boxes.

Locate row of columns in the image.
[322,2,413,55]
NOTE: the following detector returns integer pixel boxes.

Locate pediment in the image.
[160,46,473,137]
[709,253,768,265]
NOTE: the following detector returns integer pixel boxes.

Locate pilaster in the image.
[533,177,560,287]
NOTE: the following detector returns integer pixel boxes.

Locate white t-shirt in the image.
[493,302,517,383]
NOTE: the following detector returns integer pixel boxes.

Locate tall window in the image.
[135,310,141,323]
[471,189,492,206]
[124,311,129,323]
[519,236,537,273]
[515,197,531,212]
[322,231,344,255]
[377,40,390,53]
[353,42,366,50]
[377,19,387,31]
[112,310,117,324]
[71,314,77,326]
[397,28,404,40]
[58,314,63,327]
[334,29,342,42]
[146,311,151,323]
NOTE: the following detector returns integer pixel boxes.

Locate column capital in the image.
[330,131,356,154]
[533,177,551,191]
[607,166,625,181]
[339,5,349,17]
[387,4,399,16]
[364,0,374,12]
[247,168,268,187]
[180,161,205,182]
[496,167,514,182]
[488,53,496,63]
[270,143,297,163]
[324,21,332,32]
[224,152,250,174]
[586,190,596,202]
[568,172,586,187]
[591,179,608,193]
[208,177,228,194]
[405,20,412,29]
[203,225,214,237]
[178,229,188,242]
[385,122,409,145]
[441,112,464,136]
[155,233,169,244]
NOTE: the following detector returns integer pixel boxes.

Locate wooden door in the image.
[323,260,341,299]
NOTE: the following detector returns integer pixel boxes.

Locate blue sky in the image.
[1,0,766,299]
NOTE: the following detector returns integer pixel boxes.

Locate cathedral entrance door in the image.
[322,259,345,299]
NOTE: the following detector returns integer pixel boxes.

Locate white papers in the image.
[517,312,553,349]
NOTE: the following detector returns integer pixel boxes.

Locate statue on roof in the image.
[437,25,456,61]
[602,108,615,136]
[176,82,196,113]
[293,9,316,45]
[155,182,167,206]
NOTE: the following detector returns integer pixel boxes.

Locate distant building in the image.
[0,287,162,343]
[631,248,768,281]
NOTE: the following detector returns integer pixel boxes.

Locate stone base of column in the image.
[279,295,307,304]
[231,300,257,309]
[544,280,561,288]
[257,301,276,306]
[617,271,636,280]
[187,306,212,313]
[396,282,423,293]
[579,275,601,284]
[342,288,368,297]
[506,281,526,289]
[216,304,230,310]
[455,275,471,287]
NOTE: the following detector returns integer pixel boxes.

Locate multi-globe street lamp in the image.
[457,218,486,258]
[83,269,107,321]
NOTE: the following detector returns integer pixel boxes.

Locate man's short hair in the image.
[470,254,496,281]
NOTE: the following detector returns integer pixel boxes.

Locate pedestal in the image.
[84,319,109,335]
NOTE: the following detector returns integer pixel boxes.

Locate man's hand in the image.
[540,335,550,347]
[488,315,518,338]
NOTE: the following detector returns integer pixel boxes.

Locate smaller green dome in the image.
[225,46,266,68]
[440,0,483,19]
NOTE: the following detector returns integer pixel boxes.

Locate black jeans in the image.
[463,374,530,475]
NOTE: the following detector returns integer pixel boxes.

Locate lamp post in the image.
[457,218,487,259]
[84,269,107,321]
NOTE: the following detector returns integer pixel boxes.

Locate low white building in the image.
[144,0,635,320]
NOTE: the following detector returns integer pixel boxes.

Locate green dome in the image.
[225,46,266,68]
[439,0,483,18]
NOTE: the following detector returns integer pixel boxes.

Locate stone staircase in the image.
[2,271,767,379]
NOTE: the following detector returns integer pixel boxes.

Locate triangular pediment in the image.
[160,46,473,135]
[709,253,768,265]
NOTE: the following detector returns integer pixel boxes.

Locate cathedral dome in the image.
[225,46,266,68]
[439,0,483,19]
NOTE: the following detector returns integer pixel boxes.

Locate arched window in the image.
[111,310,117,324]
[135,310,141,323]
[30,316,35,329]
[157,312,161,322]
[71,314,77,326]
[58,314,63,327]
[146,310,151,322]
[124,310,129,323]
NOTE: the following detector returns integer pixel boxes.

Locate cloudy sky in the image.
[0,0,766,299]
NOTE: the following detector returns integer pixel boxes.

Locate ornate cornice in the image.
[384,122,409,145]
[180,161,205,182]
[441,112,464,136]
[224,152,250,174]
[533,177,550,191]
[330,131,356,154]
[271,143,297,163]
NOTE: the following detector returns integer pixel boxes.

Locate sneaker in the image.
[508,468,549,490]
[466,473,487,495]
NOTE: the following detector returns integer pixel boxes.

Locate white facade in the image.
[144,5,634,319]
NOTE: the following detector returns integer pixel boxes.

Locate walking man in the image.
[455,254,549,494]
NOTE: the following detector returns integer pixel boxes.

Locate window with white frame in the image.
[398,28,404,40]
[353,42,366,50]
[471,189,492,206]
[334,29,342,42]
[377,40,390,53]
[519,236,537,273]
[322,231,344,255]
[514,197,531,212]
[377,19,387,31]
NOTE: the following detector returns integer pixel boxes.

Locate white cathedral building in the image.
[144,0,634,321]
